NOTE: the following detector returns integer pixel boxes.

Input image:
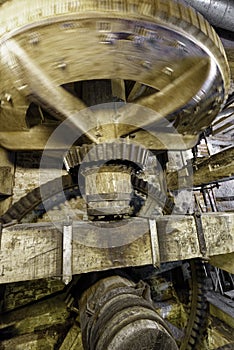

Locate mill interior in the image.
[0,1,234,349]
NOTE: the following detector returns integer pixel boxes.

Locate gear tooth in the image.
[95,145,103,161]
[123,143,128,161]
[68,149,73,168]
[126,143,130,163]
[1,213,14,224]
[0,175,76,224]
[64,151,69,168]
[64,141,156,171]
[79,145,85,161]
[144,149,149,167]
[138,151,143,168]
[113,142,117,160]
[139,147,145,166]
[98,143,102,161]
[99,143,104,160]
[73,148,79,166]
[118,142,122,161]
[34,188,41,198]
[140,147,146,167]
[65,150,71,168]
[134,145,139,164]
[68,149,72,167]
[121,142,125,160]
[103,143,107,161]
[26,192,38,204]
[68,154,73,170]
[85,144,92,163]
[105,142,111,161]
[95,144,100,161]
[130,144,135,164]
[63,155,69,171]
[23,196,35,208]
[191,322,199,330]
[82,145,87,162]
[103,143,106,161]
[190,330,198,338]
[188,336,196,345]
[77,147,82,164]
[106,142,111,160]
[115,143,120,160]
[7,207,19,219]
[69,149,75,168]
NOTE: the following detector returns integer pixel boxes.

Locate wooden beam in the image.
[208,291,234,329]
[0,148,15,216]
[167,146,234,189]
[210,253,234,274]
[59,319,83,350]
[0,214,234,284]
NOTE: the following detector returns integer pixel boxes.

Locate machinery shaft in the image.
[78,275,179,350]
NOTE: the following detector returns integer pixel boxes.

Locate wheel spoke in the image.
[116,58,210,134]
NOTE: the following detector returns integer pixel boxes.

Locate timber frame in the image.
[0,213,233,285]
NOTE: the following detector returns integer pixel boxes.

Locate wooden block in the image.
[0,223,62,283]
[156,215,201,262]
[72,218,152,274]
[202,213,234,257]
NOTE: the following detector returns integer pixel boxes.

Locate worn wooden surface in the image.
[0,214,234,284]
[0,292,72,350]
[59,320,83,350]
[0,149,15,216]
[167,146,234,189]
[210,253,234,274]
[208,291,234,330]
[0,223,62,283]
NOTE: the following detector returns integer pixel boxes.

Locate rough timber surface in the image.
[0,214,234,284]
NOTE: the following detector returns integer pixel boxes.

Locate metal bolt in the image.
[142,60,152,70]
[56,62,67,70]
[162,66,174,76]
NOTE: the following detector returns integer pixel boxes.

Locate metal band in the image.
[62,221,73,285]
[194,212,207,256]
[149,219,160,267]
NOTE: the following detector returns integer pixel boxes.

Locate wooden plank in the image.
[0,293,70,349]
[210,253,234,274]
[0,214,234,284]
[59,319,83,350]
[208,291,234,329]
[167,146,234,189]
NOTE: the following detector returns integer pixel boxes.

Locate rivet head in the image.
[56,62,67,70]
[162,67,174,76]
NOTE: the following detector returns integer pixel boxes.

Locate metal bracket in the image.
[62,219,73,285]
[149,219,160,267]
[193,212,207,257]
